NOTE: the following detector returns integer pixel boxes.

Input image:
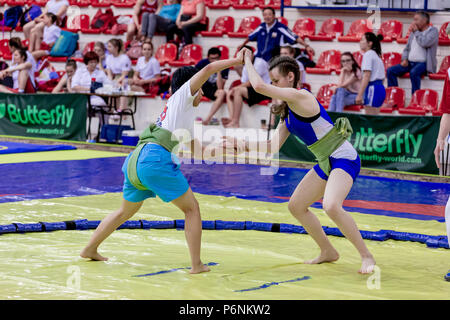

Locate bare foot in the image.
[224,121,239,128]
[190,263,211,274]
[304,249,339,264]
[80,247,108,261]
[359,256,376,274]
[202,119,210,126]
[221,117,231,125]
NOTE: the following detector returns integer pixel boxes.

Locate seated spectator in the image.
[356,32,386,115]
[23,0,69,41]
[127,0,163,42]
[223,46,270,128]
[166,0,207,46]
[30,13,61,60]
[141,0,181,42]
[195,47,229,126]
[93,42,108,72]
[130,41,161,95]
[279,45,305,88]
[105,39,132,113]
[52,59,77,93]
[387,11,439,94]
[328,52,362,112]
[8,38,37,91]
[0,49,36,93]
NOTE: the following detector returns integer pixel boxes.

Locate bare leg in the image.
[29,31,36,52]
[80,199,143,261]
[288,168,340,264]
[171,187,210,274]
[202,89,226,125]
[23,20,36,39]
[18,70,30,92]
[126,23,137,42]
[222,88,235,125]
[32,50,49,61]
[322,169,376,274]
[225,86,248,128]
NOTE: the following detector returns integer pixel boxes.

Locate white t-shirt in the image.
[105,54,132,76]
[11,62,35,90]
[71,66,108,105]
[43,25,61,45]
[361,49,385,82]
[155,79,196,136]
[135,56,160,80]
[241,57,271,84]
[408,35,427,62]
[46,0,69,19]
[12,51,37,87]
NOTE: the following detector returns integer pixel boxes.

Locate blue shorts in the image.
[122,143,189,203]
[364,80,386,108]
[313,155,361,182]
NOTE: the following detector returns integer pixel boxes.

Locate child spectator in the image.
[279,45,305,88]
[0,49,36,93]
[127,0,163,42]
[93,42,108,73]
[30,13,61,56]
[356,32,386,115]
[141,0,181,42]
[195,47,229,126]
[52,59,77,93]
[8,38,37,91]
[328,52,362,112]
[130,41,161,95]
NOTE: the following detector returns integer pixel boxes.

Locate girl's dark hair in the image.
[171,66,198,94]
[9,37,23,50]
[46,12,57,24]
[83,51,99,65]
[268,55,300,120]
[364,32,383,57]
[66,59,77,70]
[108,38,123,53]
[341,51,361,77]
[16,49,27,61]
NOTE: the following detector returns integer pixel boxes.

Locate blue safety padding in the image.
[174,220,185,229]
[0,142,76,154]
[14,223,43,233]
[140,220,175,229]
[215,220,245,230]
[0,224,17,234]
[201,221,215,230]
[323,227,344,237]
[117,220,142,229]
[87,221,101,229]
[74,219,89,230]
[279,224,307,234]
[40,221,67,232]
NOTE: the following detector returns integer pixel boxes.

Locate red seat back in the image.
[318,18,343,36]
[0,39,11,57]
[378,20,403,39]
[408,89,439,112]
[439,22,450,40]
[316,50,341,71]
[277,16,288,27]
[217,45,229,60]
[155,43,178,65]
[383,87,405,109]
[236,16,261,34]
[82,42,96,56]
[211,16,234,34]
[293,18,315,38]
[345,19,373,38]
[382,52,402,71]
[437,56,450,74]
[178,44,203,65]
[352,51,363,67]
[317,83,337,107]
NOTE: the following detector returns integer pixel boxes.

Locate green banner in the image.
[0,93,87,141]
[279,112,441,175]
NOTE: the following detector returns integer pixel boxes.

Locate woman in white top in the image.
[30,13,61,58]
[356,32,386,115]
[94,42,109,73]
[53,59,77,93]
[105,39,132,112]
[0,49,36,93]
[130,41,161,94]
[8,38,37,91]
[23,0,69,41]
[329,52,362,112]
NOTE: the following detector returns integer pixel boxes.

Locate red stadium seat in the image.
[104,15,133,34]
[69,0,90,7]
[301,83,311,91]
[91,0,111,7]
[338,19,373,42]
[217,45,229,59]
[309,18,344,41]
[382,52,402,71]
[22,39,29,50]
[292,18,315,39]
[155,43,178,66]
[398,89,439,115]
[111,0,135,8]
[306,50,341,74]
[429,56,450,80]
[232,0,264,9]
[0,39,12,60]
[228,16,261,38]
[7,0,26,5]
[200,16,234,37]
[64,14,90,33]
[344,104,362,112]
[378,20,403,42]
[438,22,450,46]
[169,44,203,67]
[316,83,337,108]
[352,51,363,67]
[380,87,405,113]
[277,16,288,27]
[205,0,232,9]
[259,0,291,9]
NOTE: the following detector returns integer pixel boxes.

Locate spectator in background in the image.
[356,32,386,115]
[8,38,37,92]
[223,46,270,128]
[141,0,181,42]
[52,59,77,93]
[328,52,362,112]
[127,0,163,42]
[237,7,314,67]
[30,13,61,60]
[387,11,439,94]
[279,45,305,88]
[195,47,229,126]
[23,0,69,41]
[105,39,132,113]
[0,49,36,93]
[166,0,207,46]
[130,41,161,95]
[94,42,108,72]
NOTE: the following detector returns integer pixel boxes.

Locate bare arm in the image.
[133,0,145,27]
[55,4,68,19]
[155,0,164,15]
[355,70,371,104]
[52,76,67,93]
[434,113,450,168]
[216,72,225,90]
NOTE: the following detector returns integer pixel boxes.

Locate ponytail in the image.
[364,32,383,57]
